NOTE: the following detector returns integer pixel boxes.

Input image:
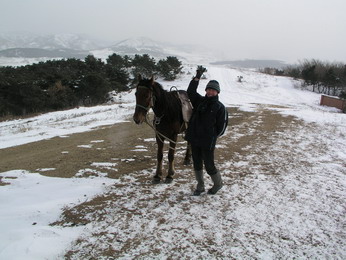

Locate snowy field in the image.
[0,62,345,259]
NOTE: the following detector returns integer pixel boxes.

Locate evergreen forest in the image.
[0,54,183,118]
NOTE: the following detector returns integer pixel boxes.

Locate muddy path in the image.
[1,106,297,183]
[0,118,158,179]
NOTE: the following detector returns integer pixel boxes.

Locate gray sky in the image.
[1,0,346,63]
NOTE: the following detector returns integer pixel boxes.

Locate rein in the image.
[144,114,180,150]
[136,84,184,150]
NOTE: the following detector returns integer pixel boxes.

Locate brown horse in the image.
[133,75,191,183]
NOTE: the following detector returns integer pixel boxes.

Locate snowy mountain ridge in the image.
[0,32,102,51]
[114,37,162,50]
[0,33,217,65]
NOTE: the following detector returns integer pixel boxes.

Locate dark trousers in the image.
[191,145,218,176]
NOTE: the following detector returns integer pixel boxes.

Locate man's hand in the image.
[196,65,207,79]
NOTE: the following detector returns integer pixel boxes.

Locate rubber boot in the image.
[207,171,223,195]
[193,170,205,196]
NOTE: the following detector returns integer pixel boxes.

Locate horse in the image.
[133,75,192,184]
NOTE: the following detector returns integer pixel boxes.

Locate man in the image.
[185,67,228,196]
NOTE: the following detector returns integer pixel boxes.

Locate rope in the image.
[144,114,178,151]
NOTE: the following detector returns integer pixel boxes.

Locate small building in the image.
[320,94,346,113]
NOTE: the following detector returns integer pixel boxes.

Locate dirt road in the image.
[0,117,158,180]
[1,107,295,181]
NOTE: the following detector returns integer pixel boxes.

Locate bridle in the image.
[134,84,179,149]
[135,85,155,112]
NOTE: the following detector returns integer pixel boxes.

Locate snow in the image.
[0,59,345,259]
[0,170,115,259]
[0,57,56,67]
[115,37,162,49]
[0,101,134,149]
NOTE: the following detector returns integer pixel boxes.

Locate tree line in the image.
[0,54,183,118]
[261,59,346,99]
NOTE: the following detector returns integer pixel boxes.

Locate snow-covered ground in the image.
[0,63,345,259]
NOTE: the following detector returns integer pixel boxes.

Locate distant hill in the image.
[0,48,88,59]
[0,33,102,60]
[0,32,102,51]
[0,33,213,64]
[0,33,292,68]
[211,59,288,69]
[107,37,167,58]
[103,37,213,62]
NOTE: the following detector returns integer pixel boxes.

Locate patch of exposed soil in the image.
[0,107,297,180]
[0,119,159,178]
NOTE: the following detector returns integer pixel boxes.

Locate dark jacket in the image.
[185,79,228,150]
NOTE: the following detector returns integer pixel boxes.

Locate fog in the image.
[1,0,346,63]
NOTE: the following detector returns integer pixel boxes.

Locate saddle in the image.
[177,91,193,123]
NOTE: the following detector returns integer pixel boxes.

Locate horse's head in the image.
[133,75,155,124]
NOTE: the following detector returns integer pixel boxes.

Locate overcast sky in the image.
[1,0,345,63]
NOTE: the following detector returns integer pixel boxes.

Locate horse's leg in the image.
[153,136,164,184]
[165,135,177,184]
[183,141,192,165]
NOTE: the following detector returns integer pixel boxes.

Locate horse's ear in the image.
[150,76,155,86]
[138,74,142,81]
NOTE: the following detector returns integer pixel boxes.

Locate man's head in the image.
[205,80,220,97]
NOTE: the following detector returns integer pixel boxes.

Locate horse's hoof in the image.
[164,178,173,184]
[152,178,161,184]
